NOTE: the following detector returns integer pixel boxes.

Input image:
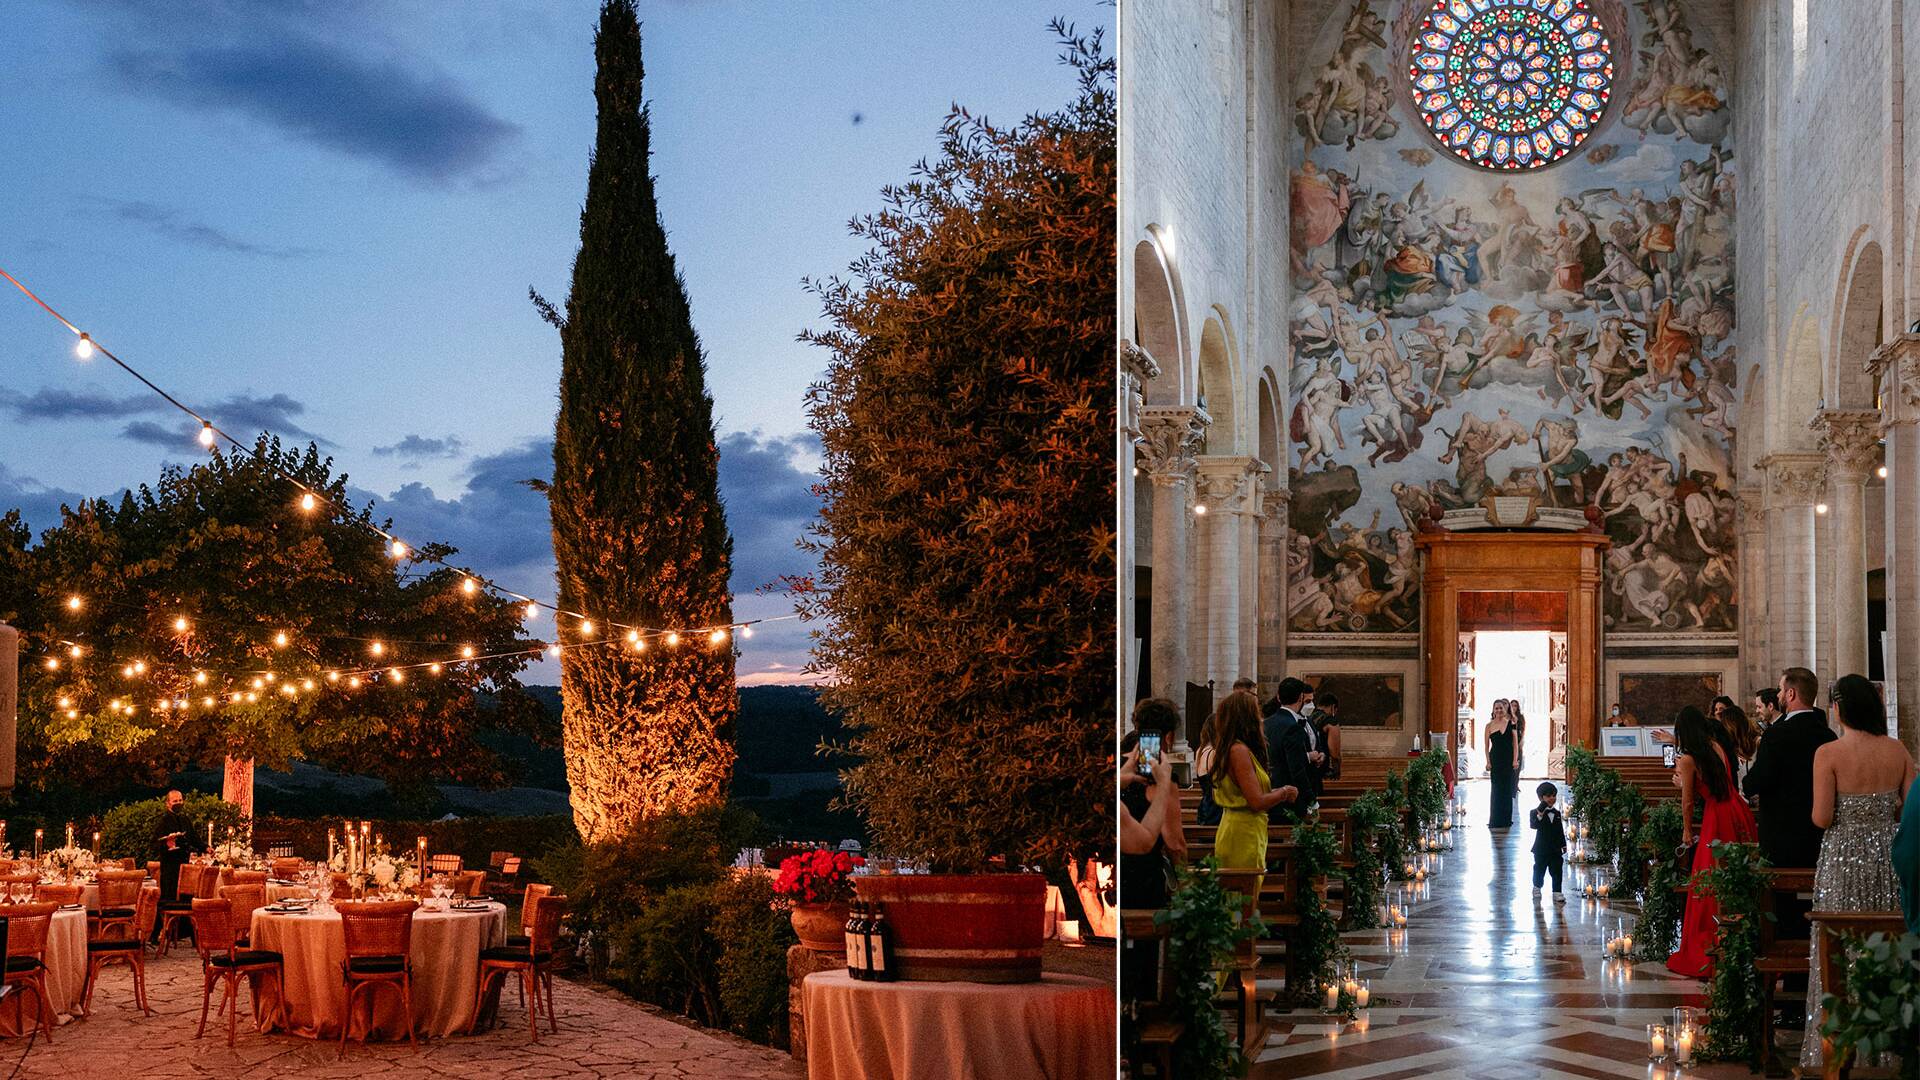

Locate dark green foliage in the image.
[548,0,736,842]
[1149,861,1264,1080]
[796,23,1114,871]
[712,875,799,1046]
[1404,749,1448,835]
[618,883,722,1022]
[1381,771,1411,881]
[1606,783,1649,899]
[2,438,541,796]
[1696,840,1772,1064]
[1821,931,1920,1078]
[99,792,248,860]
[1565,746,1602,815]
[1342,789,1395,930]
[1632,799,1688,962]
[1289,820,1350,1008]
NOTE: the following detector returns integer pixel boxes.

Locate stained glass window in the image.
[1408,0,1615,171]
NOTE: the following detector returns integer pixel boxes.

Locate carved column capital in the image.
[1261,484,1291,522]
[1118,340,1162,443]
[1810,409,1883,482]
[1758,452,1826,506]
[1736,486,1767,532]
[1868,334,1920,426]
[1193,455,1260,516]
[1137,405,1209,486]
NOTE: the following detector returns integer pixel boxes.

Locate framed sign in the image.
[1302,672,1403,729]
[1600,728,1647,757]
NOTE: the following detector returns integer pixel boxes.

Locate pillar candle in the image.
[1324,983,1338,1010]
[1356,982,1370,1008]
[328,829,336,863]
[207,821,214,850]
[416,836,428,870]
[91,831,100,854]
[33,829,43,859]
[65,822,73,849]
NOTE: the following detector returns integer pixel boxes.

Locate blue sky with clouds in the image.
[0,0,1107,684]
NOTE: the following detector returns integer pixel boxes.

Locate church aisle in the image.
[1250,782,1770,1079]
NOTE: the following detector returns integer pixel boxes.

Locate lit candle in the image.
[1325,983,1339,1010]
[1647,1024,1668,1060]
[208,822,214,850]
[91,831,100,855]
[1677,1025,1695,1064]
[33,829,43,859]
[328,829,336,863]
[65,822,74,849]
[1623,934,1633,954]
[1356,981,1370,1008]
[417,836,428,868]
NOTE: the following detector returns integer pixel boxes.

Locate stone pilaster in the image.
[1736,488,1769,697]
[1194,455,1259,694]
[1138,405,1207,744]
[1759,452,1824,674]
[1811,410,1882,680]
[1870,334,1920,751]
[1117,342,1161,728]
[1257,484,1290,699]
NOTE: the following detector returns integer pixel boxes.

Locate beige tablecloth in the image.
[802,970,1115,1080]
[250,902,508,1040]
[0,908,88,1035]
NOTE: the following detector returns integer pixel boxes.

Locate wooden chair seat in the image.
[84,886,159,1016]
[189,898,287,1045]
[336,900,420,1056]
[472,893,566,1042]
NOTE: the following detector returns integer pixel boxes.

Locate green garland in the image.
[1153,859,1266,1080]
[1820,930,1920,1079]
[1694,840,1771,1065]
[1289,820,1351,1008]
[1605,783,1648,899]
[1341,790,1395,931]
[1381,771,1411,881]
[1631,799,1687,962]
[1404,748,1449,836]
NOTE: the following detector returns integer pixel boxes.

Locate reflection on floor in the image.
[1251,780,1796,1079]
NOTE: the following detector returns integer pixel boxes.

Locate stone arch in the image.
[1197,311,1241,454]
[1830,230,1883,408]
[1257,368,1285,478]
[1133,228,1189,405]
[1741,367,1766,478]
[1774,308,1824,452]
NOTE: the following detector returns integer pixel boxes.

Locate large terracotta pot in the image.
[790,901,851,954]
[854,872,1046,983]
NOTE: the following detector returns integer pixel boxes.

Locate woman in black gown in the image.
[1487,700,1519,827]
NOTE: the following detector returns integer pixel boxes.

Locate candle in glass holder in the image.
[1324,983,1339,1011]
[1647,1024,1668,1061]
[1356,980,1370,1008]
[1676,1023,1695,1064]
[33,829,43,859]
[91,831,100,854]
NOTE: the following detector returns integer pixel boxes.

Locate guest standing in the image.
[1486,701,1519,828]
[1668,705,1759,977]
[1265,678,1324,820]
[1718,703,1760,784]
[151,789,196,902]
[1205,691,1301,888]
[1311,690,1343,781]
[1752,687,1781,729]
[1743,667,1838,943]
[1894,773,1920,934]
[1799,675,1916,1069]
[1510,702,1527,776]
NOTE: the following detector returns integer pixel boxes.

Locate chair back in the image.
[0,903,57,962]
[33,883,82,905]
[0,873,37,902]
[175,863,204,900]
[226,869,268,886]
[189,898,242,958]
[428,854,463,874]
[97,870,146,908]
[132,886,160,938]
[193,865,226,898]
[219,883,268,932]
[116,858,137,870]
[338,900,418,960]
[271,858,304,879]
[145,861,160,881]
[527,894,569,953]
[453,870,487,897]
[521,883,553,935]
[500,856,522,877]
[488,851,512,871]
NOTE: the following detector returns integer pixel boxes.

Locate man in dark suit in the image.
[1265,677,1326,820]
[1743,666,1836,868]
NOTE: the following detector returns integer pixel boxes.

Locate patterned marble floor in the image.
[1251,780,1798,1079]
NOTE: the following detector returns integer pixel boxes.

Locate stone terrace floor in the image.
[1,950,803,1080]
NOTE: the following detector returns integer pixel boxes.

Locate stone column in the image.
[1736,488,1769,696]
[1194,456,1259,691]
[1237,462,1268,681]
[1257,484,1290,696]
[1138,406,1207,743]
[1117,342,1161,727]
[1760,453,1824,673]
[1812,410,1881,679]
[1872,336,1920,750]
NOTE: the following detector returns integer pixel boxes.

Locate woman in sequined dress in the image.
[1800,674,1917,1070]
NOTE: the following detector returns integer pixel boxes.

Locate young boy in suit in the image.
[1530,781,1567,902]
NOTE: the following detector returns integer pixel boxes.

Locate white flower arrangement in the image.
[43,846,95,878]
[212,840,255,866]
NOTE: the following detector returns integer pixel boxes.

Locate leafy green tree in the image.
[0,438,544,801]
[796,23,1115,870]
[544,0,736,842]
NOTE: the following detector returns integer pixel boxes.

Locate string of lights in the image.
[0,264,777,643]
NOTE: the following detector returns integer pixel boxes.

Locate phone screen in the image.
[1137,732,1162,773]
[1663,744,1677,768]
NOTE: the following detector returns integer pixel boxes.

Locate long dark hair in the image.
[1674,705,1731,800]
[1205,690,1267,782]
[1830,674,1888,736]
[1719,703,1759,760]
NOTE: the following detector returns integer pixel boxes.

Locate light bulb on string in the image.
[347,676,362,689]
[74,333,93,360]
[280,683,296,697]
[369,641,385,658]
[299,492,316,512]
[245,692,258,703]
[325,671,339,683]
[741,625,753,639]
[65,595,82,612]
[461,577,478,596]
[300,679,314,692]
[197,422,216,448]
[460,645,475,659]
[428,663,442,675]
[389,539,409,559]
[202,696,215,708]
[274,631,289,648]
[43,658,58,671]
[55,697,70,709]
[626,630,640,645]
[665,632,680,648]
[132,660,146,675]
[250,678,264,690]
[579,619,595,636]
[173,616,190,633]
[524,602,539,621]
[193,671,208,685]
[67,645,81,658]
[708,628,728,645]
[1878,465,1889,479]
[262,672,275,683]
[387,668,404,684]
[546,644,562,659]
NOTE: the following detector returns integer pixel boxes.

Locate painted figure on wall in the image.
[1287,0,1738,635]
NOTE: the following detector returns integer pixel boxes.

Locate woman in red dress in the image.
[1667,704,1758,978]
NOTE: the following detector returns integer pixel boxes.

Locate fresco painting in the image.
[1286,0,1736,635]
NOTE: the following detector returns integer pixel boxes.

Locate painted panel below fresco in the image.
[1616,670,1721,726]
[1301,671,1403,729]
[1286,0,1737,637]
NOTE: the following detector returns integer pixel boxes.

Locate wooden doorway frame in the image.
[1415,532,1610,779]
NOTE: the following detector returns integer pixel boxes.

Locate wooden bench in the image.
[1811,910,1910,1080]
[1121,867,1273,1064]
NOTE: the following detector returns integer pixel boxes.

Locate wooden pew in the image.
[1811,910,1910,1079]
[1122,871,1275,1061]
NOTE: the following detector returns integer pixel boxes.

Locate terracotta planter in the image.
[790,901,851,953]
[854,872,1046,983]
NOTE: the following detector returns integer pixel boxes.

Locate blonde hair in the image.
[1204,690,1266,782]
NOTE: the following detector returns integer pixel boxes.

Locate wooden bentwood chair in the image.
[158,863,205,957]
[91,870,148,941]
[0,903,61,1042]
[472,893,567,1042]
[33,883,82,906]
[337,900,420,1055]
[189,897,287,1046]
[83,885,159,1016]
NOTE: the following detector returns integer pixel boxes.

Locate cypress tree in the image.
[548,0,735,842]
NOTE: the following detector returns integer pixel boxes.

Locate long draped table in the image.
[250,902,509,1040]
[0,908,88,1035]
[801,970,1115,1080]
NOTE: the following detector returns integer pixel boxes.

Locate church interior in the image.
[1117,0,1920,1074]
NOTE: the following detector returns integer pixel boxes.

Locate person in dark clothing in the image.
[1529,781,1567,901]
[1487,700,1519,827]
[1310,691,1343,781]
[1121,698,1186,902]
[1265,677,1325,820]
[152,789,196,901]
[1743,666,1838,869]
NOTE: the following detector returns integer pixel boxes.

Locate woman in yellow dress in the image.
[1204,690,1302,882]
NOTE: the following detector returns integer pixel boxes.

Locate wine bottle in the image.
[843,901,863,979]
[868,902,895,982]
[851,902,872,980]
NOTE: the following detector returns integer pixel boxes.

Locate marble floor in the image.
[1252,780,1797,1079]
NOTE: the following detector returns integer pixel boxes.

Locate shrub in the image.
[619,883,724,1024]
[100,793,248,861]
[713,875,798,1046]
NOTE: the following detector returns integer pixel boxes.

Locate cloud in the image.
[0,465,92,537]
[79,197,317,259]
[109,392,325,449]
[373,434,467,459]
[1607,142,1679,184]
[0,387,154,423]
[716,431,821,592]
[107,33,518,182]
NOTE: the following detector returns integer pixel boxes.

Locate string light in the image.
[197,422,216,448]
[387,667,404,684]
[390,540,409,559]
[369,641,385,657]
[74,332,93,359]
[460,645,475,658]
[428,663,442,675]
[347,676,362,689]
[325,671,339,683]
[173,616,190,632]
[193,671,208,685]
[43,658,58,671]
[67,645,81,658]
[461,577,478,596]
[546,644,562,658]
[741,625,753,639]
[65,596,83,612]
[708,628,728,645]
[299,492,316,512]
[665,632,680,647]
[579,619,595,636]
[274,631,290,648]
[525,603,540,621]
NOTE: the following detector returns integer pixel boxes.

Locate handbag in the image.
[1675,839,1698,869]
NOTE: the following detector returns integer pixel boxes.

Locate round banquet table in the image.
[801,970,1115,1080]
[250,902,509,1040]
[0,908,88,1035]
